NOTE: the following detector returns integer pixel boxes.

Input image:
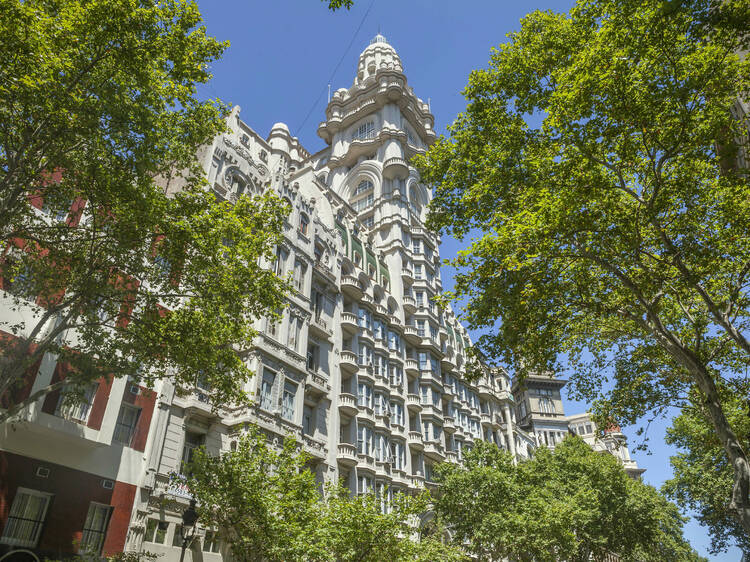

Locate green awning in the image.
[336,223,348,254]
[351,235,363,262]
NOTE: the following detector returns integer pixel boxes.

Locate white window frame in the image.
[113,403,140,446]
[0,487,52,548]
[79,502,112,555]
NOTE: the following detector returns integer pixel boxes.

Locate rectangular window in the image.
[144,519,168,544]
[203,531,221,553]
[79,502,112,555]
[352,121,375,141]
[260,369,276,411]
[303,404,314,436]
[357,383,372,408]
[282,381,297,421]
[55,382,98,424]
[181,431,205,471]
[0,488,52,548]
[307,343,320,371]
[113,404,140,446]
[412,240,421,255]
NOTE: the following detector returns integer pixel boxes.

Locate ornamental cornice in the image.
[318,69,435,144]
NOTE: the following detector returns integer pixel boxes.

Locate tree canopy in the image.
[415,0,750,537]
[0,0,289,422]
[664,386,750,553]
[184,426,465,562]
[433,437,705,561]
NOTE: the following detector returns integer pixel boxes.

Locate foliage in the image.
[185,425,463,561]
[324,0,354,10]
[415,0,750,534]
[433,438,704,561]
[0,0,290,422]
[664,385,750,554]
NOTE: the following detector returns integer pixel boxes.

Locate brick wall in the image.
[0,451,136,558]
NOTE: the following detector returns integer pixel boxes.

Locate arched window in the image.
[354,179,373,195]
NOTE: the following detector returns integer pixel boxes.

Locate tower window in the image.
[352,121,376,141]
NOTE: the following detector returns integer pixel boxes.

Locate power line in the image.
[294,0,376,140]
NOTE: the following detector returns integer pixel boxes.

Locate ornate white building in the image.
[2,34,630,562]
[119,34,537,560]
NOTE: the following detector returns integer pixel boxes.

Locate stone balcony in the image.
[338,392,358,417]
[340,350,358,373]
[423,440,445,461]
[382,156,409,180]
[341,275,363,298]
[402,295,416,314]
[309,314,333,341]
[406,394,422,412]
[337,443,357,467]
[403,326,420,344]
[404,358,419,376]
[340,311,357,333]
[407,431,424,451]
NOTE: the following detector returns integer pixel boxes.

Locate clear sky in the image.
[193,1,741,558]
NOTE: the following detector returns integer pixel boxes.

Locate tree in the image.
[184,427,321,562]
[664,385,750,554]
[185,426,465,561]
[433,437,704,561]
[0,0,289,422]
[415,0,750,534]
[323,0,354,10]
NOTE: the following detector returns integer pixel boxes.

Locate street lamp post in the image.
[179,499,199,562]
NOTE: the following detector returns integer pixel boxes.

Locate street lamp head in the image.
[182,499,198,529]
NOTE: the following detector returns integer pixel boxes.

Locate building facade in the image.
[512,375,643,478]
[0,35,537,561]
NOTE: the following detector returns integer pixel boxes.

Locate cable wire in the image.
[294,0,377,139]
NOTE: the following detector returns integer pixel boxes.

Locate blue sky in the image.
[194,1,741,558]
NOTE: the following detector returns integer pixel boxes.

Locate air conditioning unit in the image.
[101,479,115,490]
[35,467,50,478]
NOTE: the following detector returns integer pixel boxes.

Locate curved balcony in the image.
[340,350,358,374]
[357,453,376,473]
[439,326,449,341]
[406,394,422,412]
[357,407,375,425]
[420,369,442,387]
[374,372,390,393]
[337,443,358,467]
[401,267,414,285]
[338,393,358,417]
[441,353,455,371]
[404,359,419,376]
[357,363,375,382]
[382,156,409,180]
[481,412,492,428]
[376,303,388,316]
[407,431,424,451]
[443,416,456,433]
[411,473,425,490]
[374,412,390,431]
[340,312,357,334]
[445,450,459,464]
[402,295,416,314]
[360,292,374,306]
[358,328,374,344]
[424,441,445,461]
[389,314,402,329]
[341,275,363,299]
[403,326,420,344]
[478,382,494,399]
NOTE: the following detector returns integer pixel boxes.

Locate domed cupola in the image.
[355,33,403,86]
